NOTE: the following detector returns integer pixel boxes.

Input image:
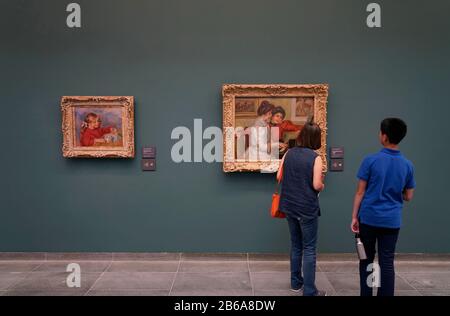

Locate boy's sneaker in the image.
[290,285,304,293]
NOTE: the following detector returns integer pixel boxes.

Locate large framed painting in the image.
[223,84,328,173]
[61,96,135,158]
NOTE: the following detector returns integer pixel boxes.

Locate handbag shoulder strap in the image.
[276,150,289,184]
[274,150,289,194]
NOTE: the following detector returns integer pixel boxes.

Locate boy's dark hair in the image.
[380,118,407,145]
[272,106,286,119]
[257,100,275,116]
[297,119,321,150]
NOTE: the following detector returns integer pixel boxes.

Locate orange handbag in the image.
[271,152,287,218]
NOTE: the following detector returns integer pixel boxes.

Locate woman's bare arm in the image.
[313,156,324,191]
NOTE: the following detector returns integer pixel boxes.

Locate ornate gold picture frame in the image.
[61,96,135,158]
[223,84,328,173]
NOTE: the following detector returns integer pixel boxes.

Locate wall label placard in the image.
[142,159,156,171]
[330,147,344,159]
[330,159,344,172]
[142,146,156,159]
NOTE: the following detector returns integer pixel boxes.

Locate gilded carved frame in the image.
[61,96,135,158]
[223,84,328,173]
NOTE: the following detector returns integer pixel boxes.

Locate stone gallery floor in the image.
[0,253,449,296]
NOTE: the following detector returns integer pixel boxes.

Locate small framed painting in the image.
[235,98,258,117]
[291,97,315,122]
[61,96,135,158]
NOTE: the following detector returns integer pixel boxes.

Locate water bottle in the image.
[355,234,367,260]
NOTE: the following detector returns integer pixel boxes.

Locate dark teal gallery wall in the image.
[1,0,449,252]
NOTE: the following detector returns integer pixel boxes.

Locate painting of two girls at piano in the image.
[234,97,314,160]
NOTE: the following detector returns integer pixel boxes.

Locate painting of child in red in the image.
[76,109,122,147]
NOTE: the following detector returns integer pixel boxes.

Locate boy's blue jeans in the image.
[359,223,400,296]
[286,215,319,296]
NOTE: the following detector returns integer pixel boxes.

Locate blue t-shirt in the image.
[357,148,416,229]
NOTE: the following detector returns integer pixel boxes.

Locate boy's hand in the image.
[351,218,360,233]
